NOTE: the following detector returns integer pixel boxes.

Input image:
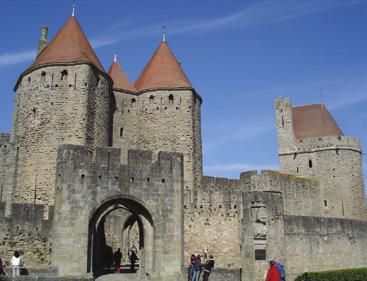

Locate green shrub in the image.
[295,268,367,281]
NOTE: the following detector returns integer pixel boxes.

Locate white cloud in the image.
[0,49,35,67]
[91,0,363,48]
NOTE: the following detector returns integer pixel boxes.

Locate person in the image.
[265,260,280,281]
[0,258,5,275]
[203,246,208,260]
[187,254,195,281]
[129,250,138,272]
[11,251,21,277]
[275,258,286,281]
[192,255,201,281]
[113,248,122,274]
[202,255,214,281]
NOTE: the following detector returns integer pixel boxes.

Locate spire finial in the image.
[162,25,167,42]
[72,0,76,16]
[113,52,117,62]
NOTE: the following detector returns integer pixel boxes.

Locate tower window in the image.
[61,70,68,80]
[324,200,328,207]
[28,77,31,82]
[281,116,284,127]
[168,94,174,104]
[120,128,123,137]
[32,107,37,118]
[131,98,136,106]
[308,159,313,168]
[41,71,46,81]
[149,95,154,103]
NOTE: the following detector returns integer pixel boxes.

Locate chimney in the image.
[37,26,48,55]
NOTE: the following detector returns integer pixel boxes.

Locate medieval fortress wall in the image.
[0,12,366,281]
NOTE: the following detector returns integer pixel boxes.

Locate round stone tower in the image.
[275,98,366,220]
[133,38,203,205]
[108,53,138,164]
[11,15,113,210]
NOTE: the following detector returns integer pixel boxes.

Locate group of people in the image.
[0,251,23,277]
[112,247,139,274]
[265,258,286,281]
[188,254,215,281]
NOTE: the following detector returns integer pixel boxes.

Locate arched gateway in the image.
[51,145,184,281]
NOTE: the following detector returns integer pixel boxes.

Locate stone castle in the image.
[0,12,366,281]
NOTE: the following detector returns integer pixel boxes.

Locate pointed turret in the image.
[108,53,136,93]
[135,41,192,91]
[32,16,104,71]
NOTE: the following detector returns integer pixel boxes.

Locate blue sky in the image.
[0,0,366,184]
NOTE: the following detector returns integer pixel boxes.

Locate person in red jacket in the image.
[265,260,280,281]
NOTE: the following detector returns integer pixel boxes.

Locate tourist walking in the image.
[275,258,286,281]
[265,260,280,281]
[192,255,201,281]
[113,248,122,274]
[11,251,21,277]
[129,250,138,272]
[202,255,214,281]
[188,254,195,281]
[0,258,5,275]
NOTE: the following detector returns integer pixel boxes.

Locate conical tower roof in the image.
[32,16,104,71]
[108,57,136,93]
[135,41,192,91]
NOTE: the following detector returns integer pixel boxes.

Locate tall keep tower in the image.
[9,15,113,210]
[132,38,203,204]
[275,98,366,220]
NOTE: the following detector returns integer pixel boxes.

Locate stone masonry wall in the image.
[184,176,243,268]
[0,202,53,269]
[112,89,202,204]
[11,64,112,209]
[284,216,367,281]
[275,98,366,220]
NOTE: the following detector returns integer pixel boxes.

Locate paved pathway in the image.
[96,273,144,281]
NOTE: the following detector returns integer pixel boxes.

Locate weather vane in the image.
[162,25,167,42]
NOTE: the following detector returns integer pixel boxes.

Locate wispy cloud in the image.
[203,121,272,153]
[91,0,362,48]
[0,49,35,67]
[204,162,278,173]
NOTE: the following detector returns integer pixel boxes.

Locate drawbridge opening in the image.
[87,198,154,277]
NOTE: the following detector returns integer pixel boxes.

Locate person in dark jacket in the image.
[129,250,138,272]
[192,255,201,281]
[202,255,214,281]
[265,260,280,281]
[113,248,122,274]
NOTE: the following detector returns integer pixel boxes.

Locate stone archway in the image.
[87,198,154,277]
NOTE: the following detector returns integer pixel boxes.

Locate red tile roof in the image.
[108,61,136,92]
[32,16,104,71]
[135,42,192,91]
[292,104,343,139]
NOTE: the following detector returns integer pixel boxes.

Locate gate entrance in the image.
[87,198,154,277]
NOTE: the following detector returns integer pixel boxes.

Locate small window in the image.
[281,116,284,127]
[308,159,313,168]
[324,200,328,207]
[120,128,123,137]
[168,94,174,104]
[61,70,68,80]
[32,107,37,117]
[131,98,136,106]
[149,95,154,103]
[41,71,46,81]
[255,249,266,260]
